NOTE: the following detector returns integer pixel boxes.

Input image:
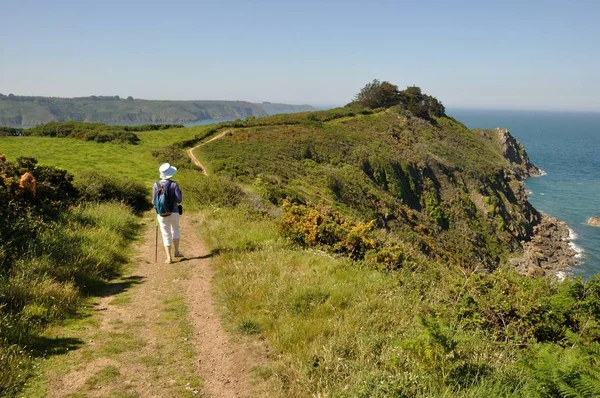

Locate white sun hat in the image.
[159,163,177,179]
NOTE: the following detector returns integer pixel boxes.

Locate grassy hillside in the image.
[0,94,316,126]
[3,97,600,397]
[195,106,538,270]
[259,102,316,115]
[188,105,600,396]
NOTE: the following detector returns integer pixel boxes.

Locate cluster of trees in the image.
[0,126,23,136]
[351,80,446,120]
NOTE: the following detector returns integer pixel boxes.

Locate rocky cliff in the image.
[478,128,576,276]
[476,127,542,179]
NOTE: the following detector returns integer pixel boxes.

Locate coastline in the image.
[510,171,581,278]
[480,127,581,278]
[510,212,579,277]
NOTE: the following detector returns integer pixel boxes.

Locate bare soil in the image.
[35,215,263,398]
[187,130,231,175]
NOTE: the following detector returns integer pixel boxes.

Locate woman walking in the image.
[152,163,183,263]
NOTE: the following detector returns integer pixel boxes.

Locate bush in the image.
[151,146,192,169]
[185,175,245,208]
[351,80,445,119]
[74,171,150,212]
[0,155,78,273]
[0,127,23,136]
[22,121,148,144]
[280,200,376,259]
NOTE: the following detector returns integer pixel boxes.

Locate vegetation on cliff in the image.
[188,83,600,396]
[350,80,446,120]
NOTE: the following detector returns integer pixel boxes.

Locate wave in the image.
[531,168,548,177]
[567,228,585,260]
[556,270,568,282]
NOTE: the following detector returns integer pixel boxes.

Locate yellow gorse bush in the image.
[280,200,376,259]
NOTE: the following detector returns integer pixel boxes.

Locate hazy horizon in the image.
[3,91,600,114]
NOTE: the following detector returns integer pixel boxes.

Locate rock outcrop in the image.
[510,215,578,277]
[588,217,600,227]
[477,128,542,179]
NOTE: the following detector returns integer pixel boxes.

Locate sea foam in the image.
[567,228,585,260]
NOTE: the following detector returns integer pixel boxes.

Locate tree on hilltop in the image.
[353,79,400,109]
[351,80,446,119]
[399,86,445,118]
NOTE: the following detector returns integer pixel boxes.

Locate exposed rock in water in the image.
[510,214,578,277]
[588,217,600,227]
[476,127,542,179]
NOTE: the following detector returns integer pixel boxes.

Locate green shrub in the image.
[185,175,245,208]
[21,122,180,145]
[151,146,192,169]
[0,161,139,396]
[23,121,142,144]
[74,171,150,212]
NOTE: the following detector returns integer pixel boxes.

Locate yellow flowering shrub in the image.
[280,200,376,259]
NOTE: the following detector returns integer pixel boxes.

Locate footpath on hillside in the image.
[21,130,266,397]
[187,130,230,175]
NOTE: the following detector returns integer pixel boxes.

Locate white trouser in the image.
[157,212,180,247]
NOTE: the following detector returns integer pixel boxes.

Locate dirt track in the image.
[34,128,265,397]
[187,130,231,176]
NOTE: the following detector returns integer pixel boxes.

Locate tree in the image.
[353,79,400,108]
[352,80,446,119]
[127,96,134,101]
[399,86,446,119]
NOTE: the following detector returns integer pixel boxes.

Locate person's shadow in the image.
[175,253,214,262]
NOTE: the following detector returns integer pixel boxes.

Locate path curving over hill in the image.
[187,130,231,176]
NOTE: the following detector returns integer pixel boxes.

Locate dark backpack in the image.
[154,180,172,216]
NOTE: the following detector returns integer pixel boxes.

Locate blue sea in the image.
[450,109,600,278]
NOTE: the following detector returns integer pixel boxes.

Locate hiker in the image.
[153,163,183,263]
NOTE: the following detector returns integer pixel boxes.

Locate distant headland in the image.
[0,94,316,126]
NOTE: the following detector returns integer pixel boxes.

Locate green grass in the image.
[0,201,141,397]
[197,205,592,397]
[6,106,600,397]
[0,124,212,184]
[86,365,121,388]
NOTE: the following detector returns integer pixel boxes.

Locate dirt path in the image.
[181,216,263,398]
[26,215,260,398]
[187,130,231,175]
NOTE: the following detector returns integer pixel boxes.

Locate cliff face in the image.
[0,95,316,126]
[475,127,575,276]
[476,127,542,179]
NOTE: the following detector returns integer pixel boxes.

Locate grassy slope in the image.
[3,110,600,397]
[0,125,210,183]
[194,108,533,269]
[190,109,600,397]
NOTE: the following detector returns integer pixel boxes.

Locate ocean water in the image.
[450,109,600,278]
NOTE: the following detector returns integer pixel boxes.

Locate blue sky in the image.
[1,0,599,110]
